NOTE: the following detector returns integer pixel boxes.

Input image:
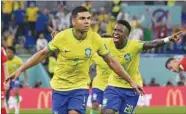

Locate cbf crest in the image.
[85,48,91,57]
[124,53,131,61]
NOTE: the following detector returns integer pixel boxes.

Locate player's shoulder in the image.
[88,30,101,39]
[129,39,144,44]
[54,28,72,39]
[14,56,22,61]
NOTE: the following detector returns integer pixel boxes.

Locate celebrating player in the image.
[101,20,182,114]
[6,6,143,114]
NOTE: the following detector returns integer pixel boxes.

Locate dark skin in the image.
[112,23,182,51]
[102,23,182,114]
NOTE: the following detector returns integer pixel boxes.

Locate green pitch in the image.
[10,107,186,114]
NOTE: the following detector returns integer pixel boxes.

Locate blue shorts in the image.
[102,86,139,114]
[9,80,20,89]
[91,88,104,104]
[52,89,89,114]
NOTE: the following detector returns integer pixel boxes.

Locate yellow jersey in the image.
[92,53,111,91]
[105,38,144,88]
[26,7,39,22]
[48,28,110,91]
[2,1,13,14]
[7,56,23,74]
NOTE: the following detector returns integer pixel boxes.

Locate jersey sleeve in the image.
[95,34,110,57]
[1,48,8,63]
[48,31,64,52]
[133,40,145,53]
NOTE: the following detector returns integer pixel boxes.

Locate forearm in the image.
[143,37,171,50]
[107,58,133,84]
[19,49,50,72]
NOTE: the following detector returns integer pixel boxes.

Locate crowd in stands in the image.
[1,1,186,87]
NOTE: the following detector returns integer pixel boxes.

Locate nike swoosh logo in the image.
[64,50,71,53]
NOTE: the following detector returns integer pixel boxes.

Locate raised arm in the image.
[102,54,144,95]
[143,31,183,50]
[6,47,52,82]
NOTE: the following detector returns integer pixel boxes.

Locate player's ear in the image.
[72,17,76,26]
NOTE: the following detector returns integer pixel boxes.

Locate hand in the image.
[48,26,57,38]
[6,69,22,83]
[130,81,145,96]
[169,31,183,42]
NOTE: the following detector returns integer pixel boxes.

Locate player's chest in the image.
[7,61,20,69]
[59,40,95,59]
[110,47,134,64]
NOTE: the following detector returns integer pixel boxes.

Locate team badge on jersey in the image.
[85,48,91,57]
[124,53,131,61]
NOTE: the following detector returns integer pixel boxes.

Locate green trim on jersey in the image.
[102,51,110,57]
[48,45,54,52]
[72,28,79,40]
[122,40,128,49]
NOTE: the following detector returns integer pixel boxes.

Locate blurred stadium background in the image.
[1,0,186,114]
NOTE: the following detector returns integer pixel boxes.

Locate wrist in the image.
[163,36,171,43]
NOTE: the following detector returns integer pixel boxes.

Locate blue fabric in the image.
[52,89,89,114]
[35,13,49,31]
[13,9,25,24]
[102,86,139,114]
[91,88,104,104]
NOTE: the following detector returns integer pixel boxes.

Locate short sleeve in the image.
[95,34,110,57]
[48,31,64,52]
[134,40,145,52]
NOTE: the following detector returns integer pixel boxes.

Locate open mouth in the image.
[113,34,119,42]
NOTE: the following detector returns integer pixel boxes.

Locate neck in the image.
[8,56,14,60]
[115,39,127,49]
[74,28,87,40]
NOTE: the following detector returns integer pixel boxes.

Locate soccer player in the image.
[165,57,186,72]
[6,6,144,114]
[1,47,9,114]
[90,52,112,114]
[5,46,29,114]
[101,20,182,114]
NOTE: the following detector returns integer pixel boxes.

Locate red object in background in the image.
[179,57,186,71]
[9,87,186,109]
[1,47,8,92]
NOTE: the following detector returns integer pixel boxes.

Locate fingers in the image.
[135,86,145,96]
[172,31,183,36]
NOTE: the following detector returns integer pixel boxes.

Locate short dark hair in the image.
[165,57,175,69]
[117,20,131,35]
[71,6,88,18]
[7,46,16,54]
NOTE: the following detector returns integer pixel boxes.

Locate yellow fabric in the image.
[26,7,39,22]
[48,28,110,91]
[92,53,111,91]
[7,56,23,74]
[168,0,176,6]
[90,24,99,32]
[48,56,57,73]
[105,39,144,88]
[7,35,14,46]
[113,0,120,5]
[98,14,109,22]
[13,1,25,10]
[2,1,13,14]
[112,5,120,13]
[106,20,116,35]
[82,3,92,11]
